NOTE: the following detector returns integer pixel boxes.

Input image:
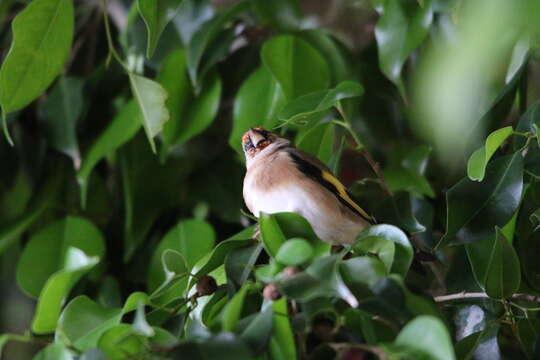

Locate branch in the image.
[434,291,540,303]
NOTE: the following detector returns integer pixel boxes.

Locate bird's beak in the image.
[248,128,267,147]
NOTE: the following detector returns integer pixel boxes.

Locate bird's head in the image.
[242,127,288,163]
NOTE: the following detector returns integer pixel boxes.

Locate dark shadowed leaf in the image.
[484,228,521,299]
[0,0,74,114]
[137,0,183,57]
[186,2,247,88]
[0,206,44,255]
[514,102,540,150]
[77,100,142,206]
[383,145,434,197]
[250,0,302,30]
[440,153,523,247]
[173,0,214,46]
[240,305,273,354]
[261,35,330,99]
[374,0,432,97]
[225,243,263,290]
[39,76,84,169]
[279,81,364,125]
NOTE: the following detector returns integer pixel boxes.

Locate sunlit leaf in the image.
[467,126,513,181]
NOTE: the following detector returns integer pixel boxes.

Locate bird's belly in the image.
[246,185,364,244]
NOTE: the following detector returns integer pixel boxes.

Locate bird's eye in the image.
[256,139,266,147]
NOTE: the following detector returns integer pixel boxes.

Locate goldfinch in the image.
[242,127,372,244]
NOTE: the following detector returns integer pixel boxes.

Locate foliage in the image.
[0,0,540,359]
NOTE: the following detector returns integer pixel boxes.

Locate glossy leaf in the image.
[261,35,330,99]
[250,0,302,30]
[128,73,170,153]
[17,216,105,298]
[57,296,122,351]
[484,228,521,299]
[229,66,285,155]
[0,0,74,113]
[137,0,183,57]
[383,145,434,197]
[269,298,297,360]
[186,2,247,88]
[39,76,84,169]
[467,126,513,181]
[395,316,455,360]
[296,122,335,166]
[239,305,273,354]
[173,71,221,145]
[515,102,540,150]
[173,0,214,46]
[221,283,251,332]
[279,81,364,124]
[355,224,412,276]
[148,219,215,292]
[225,243,263,290]
[33,343,73,360]
[440,153,523,246]
[77,100,142,205]
[31,247,100,334]
[353,236,395,274]
[275,238,313,266]
[374,0,433,96]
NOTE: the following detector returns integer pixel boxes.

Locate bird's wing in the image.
[286,148,373,223]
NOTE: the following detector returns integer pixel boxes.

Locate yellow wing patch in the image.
[322,170,371,220]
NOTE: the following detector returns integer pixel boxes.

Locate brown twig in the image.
[433,291,540,303]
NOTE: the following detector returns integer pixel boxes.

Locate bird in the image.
[242,126,372,244]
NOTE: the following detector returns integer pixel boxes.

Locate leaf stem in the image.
[334,103,393,197]
[101,0,128,70]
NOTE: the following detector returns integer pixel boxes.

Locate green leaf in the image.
[515,102,540,150]
[32,343,73,360]
[187,2,247,88]
[173,71,222,145]
[394,316,455,360]
[440,152,523,246]
[340,256,387,287]
[0,0,74,113]
[77,100,142,204]
[31,247,100,334]
[148,219,215,292]
[239,305,273,354]
[137,0,182,57]
[275,238,313,266]
[229,66,286,155]
[296,122,335,166]
[279,81,364,124]
[174,0,215,45]
[128,73,170,153]
[269,298,297,360]
[225,243,263,290]
[191,226,255,281]
[355,224,412,276]
[157,49,191,146]
[259,212,287,258]
[374,0,433,97]
[485,227,521,299]
[250,0,302,31]
[0,206,44,255]
[353,236,395,274]
[97,324,145,360]
[383,145,435,197]
[57,296,123,351]
[39,76,84,169]
[261,35,330,99]
[221,283,251,332]
[17,216,105,298]
[467,126,513,181]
